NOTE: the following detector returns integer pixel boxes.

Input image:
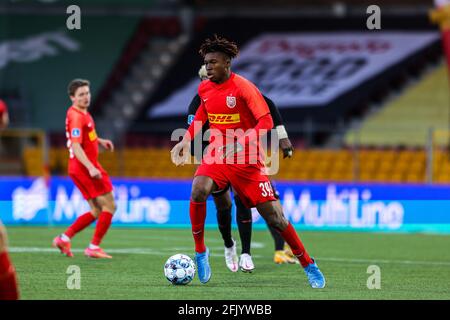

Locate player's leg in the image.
[0,222,19,300]
[212,189,238,272]
[256,200,325,288]
[52,198,100,257]
[84,191,116,259]
[229,165,325,288]
[271,181,296,258]
[190,175,217,283]
[191,175,216,253]
[267,180,297,264]
[53,172,101,257]
[212,188,233,248]
[266,180,295,263]
[267,206,296,264]
[234,194,252,255]
[233,194,255,272]
[268,185,296,264]
[65,201,100,239]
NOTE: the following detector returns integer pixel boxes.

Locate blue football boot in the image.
[303,258,326,289]
[195,247,211,284]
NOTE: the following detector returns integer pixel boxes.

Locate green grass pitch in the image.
[5,226,450,300]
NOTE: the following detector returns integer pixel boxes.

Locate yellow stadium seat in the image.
[377,161,393,174]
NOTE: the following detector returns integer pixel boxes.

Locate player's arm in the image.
[263,95,283,127]
[71,143,102,179]
[98,138,114,151]
[187,94,204,157]
[263,95,293,158]
[187,94,201,126]
[0,110,8,129]
[171,101,208,166]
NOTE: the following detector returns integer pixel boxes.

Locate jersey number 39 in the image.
[259,182,274,197]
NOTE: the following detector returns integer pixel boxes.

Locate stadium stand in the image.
[92,17,190,141]
[18,145,441,184]
[345,62,449,147]
[0,13,139,131]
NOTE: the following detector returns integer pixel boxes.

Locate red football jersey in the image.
[189,72,271,163]
[0,99,7,117]
[65,106,99,173]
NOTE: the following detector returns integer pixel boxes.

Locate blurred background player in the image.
[187,65,297,272]
[172,35,325,288]
[52,79,117,259]
[0,99,9,129]
[0,98,19,300]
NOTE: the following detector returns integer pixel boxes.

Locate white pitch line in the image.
[316,257,450,267]
[9,247,450,266]
[8,247,263,258]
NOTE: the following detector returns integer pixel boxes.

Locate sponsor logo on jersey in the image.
[71,128,81,138]
[187,114,195,125]
[208,113,240,124]
[88,129,97,141]
[226,95,236,108]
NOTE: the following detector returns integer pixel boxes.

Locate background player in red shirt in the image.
[53,79,116,259]
[0,98,9,129]
[171,35,325,288]
[0,98,19,300]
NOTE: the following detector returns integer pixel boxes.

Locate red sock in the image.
[190,200,207,253]
[65,212,96,239]
[0,251,19,300]
[280,223,313,267]
[91,211,113,246]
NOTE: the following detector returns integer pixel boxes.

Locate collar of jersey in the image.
[71,105,88,115]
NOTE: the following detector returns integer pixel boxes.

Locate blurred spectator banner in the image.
[1,177,450,233]
[0,14,138,131]
[435,0,450,8]
[6,0,156,5]
[149,32,438,118]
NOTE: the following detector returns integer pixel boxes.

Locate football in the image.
[164,254,196,285]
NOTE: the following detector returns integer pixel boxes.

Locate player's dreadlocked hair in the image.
[199,34,239,59]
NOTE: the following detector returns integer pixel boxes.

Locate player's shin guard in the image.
[65,212,96,238]
[91,211,113,246]
[0,251,19,300]
[190,200,207,253]
[280,223,313,267]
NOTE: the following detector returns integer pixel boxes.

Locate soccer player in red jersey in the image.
[188,66,296,272]
[0,98,19,300]
[52,79,116,259]
[171,35,325,288]
[0,99,9,129]
[0,223,19,300]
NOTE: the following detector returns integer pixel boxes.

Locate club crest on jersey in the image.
[226,95,236,108]
[71,128,81,138]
